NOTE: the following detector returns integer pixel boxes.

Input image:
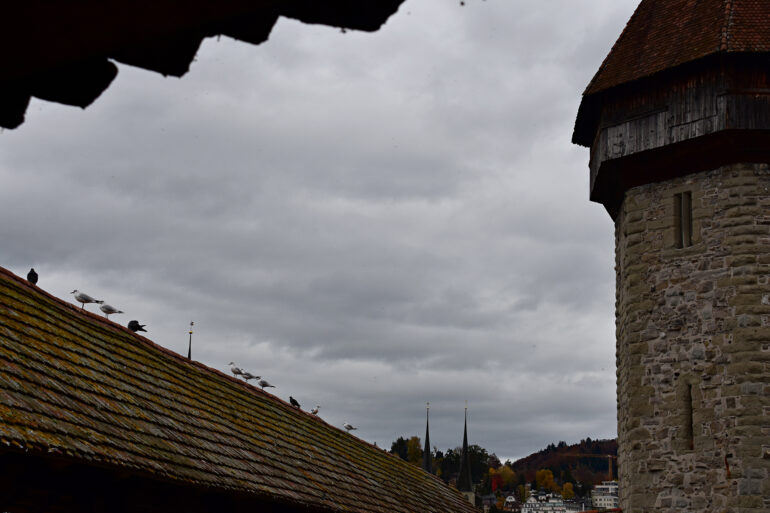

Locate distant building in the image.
[591,481,619,510]
[481,493,498,511]
[504,495,520,511]
[520,492,584,513]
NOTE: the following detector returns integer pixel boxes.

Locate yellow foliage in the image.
[406,436,422,465]
[535,469,560,494]
[498,465,516,487]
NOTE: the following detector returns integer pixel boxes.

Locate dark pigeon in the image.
[289,396,301,409]
[27,268,38,285]
[128,320,147,332]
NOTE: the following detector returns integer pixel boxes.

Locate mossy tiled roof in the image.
[0,266,475,513]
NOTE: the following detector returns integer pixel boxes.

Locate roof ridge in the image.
[721,0,734,51]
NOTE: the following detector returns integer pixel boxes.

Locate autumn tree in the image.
[390,437,408,461]
[488,467,503,492]
[498,465,516,489]
[439,448,460,482]
[562,482,575,500]
[535,469,560,494]
[433,448,444,477]
[468,444,490,483]
[406,436,422,465]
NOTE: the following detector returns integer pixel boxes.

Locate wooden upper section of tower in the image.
[573,0,770,217]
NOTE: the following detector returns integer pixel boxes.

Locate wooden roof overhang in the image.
[0,450,331,513]
[0,266,477,513]
[0,0,405,130]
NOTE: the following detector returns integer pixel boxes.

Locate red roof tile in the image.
[0,266,475,513]
[585,0,770,95]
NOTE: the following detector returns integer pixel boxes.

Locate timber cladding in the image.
[583,56,770,218]
[614,163,770,512]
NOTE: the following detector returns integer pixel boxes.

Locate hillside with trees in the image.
[390,435,617,504]
[510,438,618,487]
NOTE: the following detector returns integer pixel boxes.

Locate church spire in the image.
[422,402,433,474]
[456,402,473,493]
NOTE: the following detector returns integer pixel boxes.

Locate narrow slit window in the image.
[684,383,694,450]
[674,191,692,248]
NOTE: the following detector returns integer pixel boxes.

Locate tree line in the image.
[390,435,617,504]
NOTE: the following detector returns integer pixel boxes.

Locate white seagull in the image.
[257,379,275,390]
[70,290,104,310]
[343,422,357,431]
[310,406,320,415]
[241,371,260,382]
[228,362,244,377]
[99,304,124,318]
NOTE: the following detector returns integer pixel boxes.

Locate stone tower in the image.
[572,1,770,512]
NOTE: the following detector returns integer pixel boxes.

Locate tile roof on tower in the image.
[584,0,770,95]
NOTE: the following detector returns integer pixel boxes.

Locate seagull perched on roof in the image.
[257,379,275,390]
[127,320,147,333]
[27,268,38,285]
[343,422,357,431]
[289,396,301,409]
[310,405,320,415]
[228,362,244,377]
[99,304,124,318]
[241,371,260,382]
[70,290,104,309]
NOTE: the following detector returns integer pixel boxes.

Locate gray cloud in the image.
[0,0,639,461]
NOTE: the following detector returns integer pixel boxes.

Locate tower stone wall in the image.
[615,163,770,512]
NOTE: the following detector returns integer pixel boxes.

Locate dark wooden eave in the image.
[576,53,770,218]
[591,129,770,218]
[0,0,405,129]
[0,451,330,513]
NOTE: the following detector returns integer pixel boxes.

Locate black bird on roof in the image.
[127,320,147,333]
[289,396,301,409]
[27,268,38,285]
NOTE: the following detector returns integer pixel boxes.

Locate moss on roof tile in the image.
[0,266,475,513]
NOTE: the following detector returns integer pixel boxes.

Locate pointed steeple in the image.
[422,402,433,474]
[456,403,473,493]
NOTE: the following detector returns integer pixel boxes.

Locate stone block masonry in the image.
[615,163,770,513]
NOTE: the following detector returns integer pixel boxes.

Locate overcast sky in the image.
[0,0,641,462]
